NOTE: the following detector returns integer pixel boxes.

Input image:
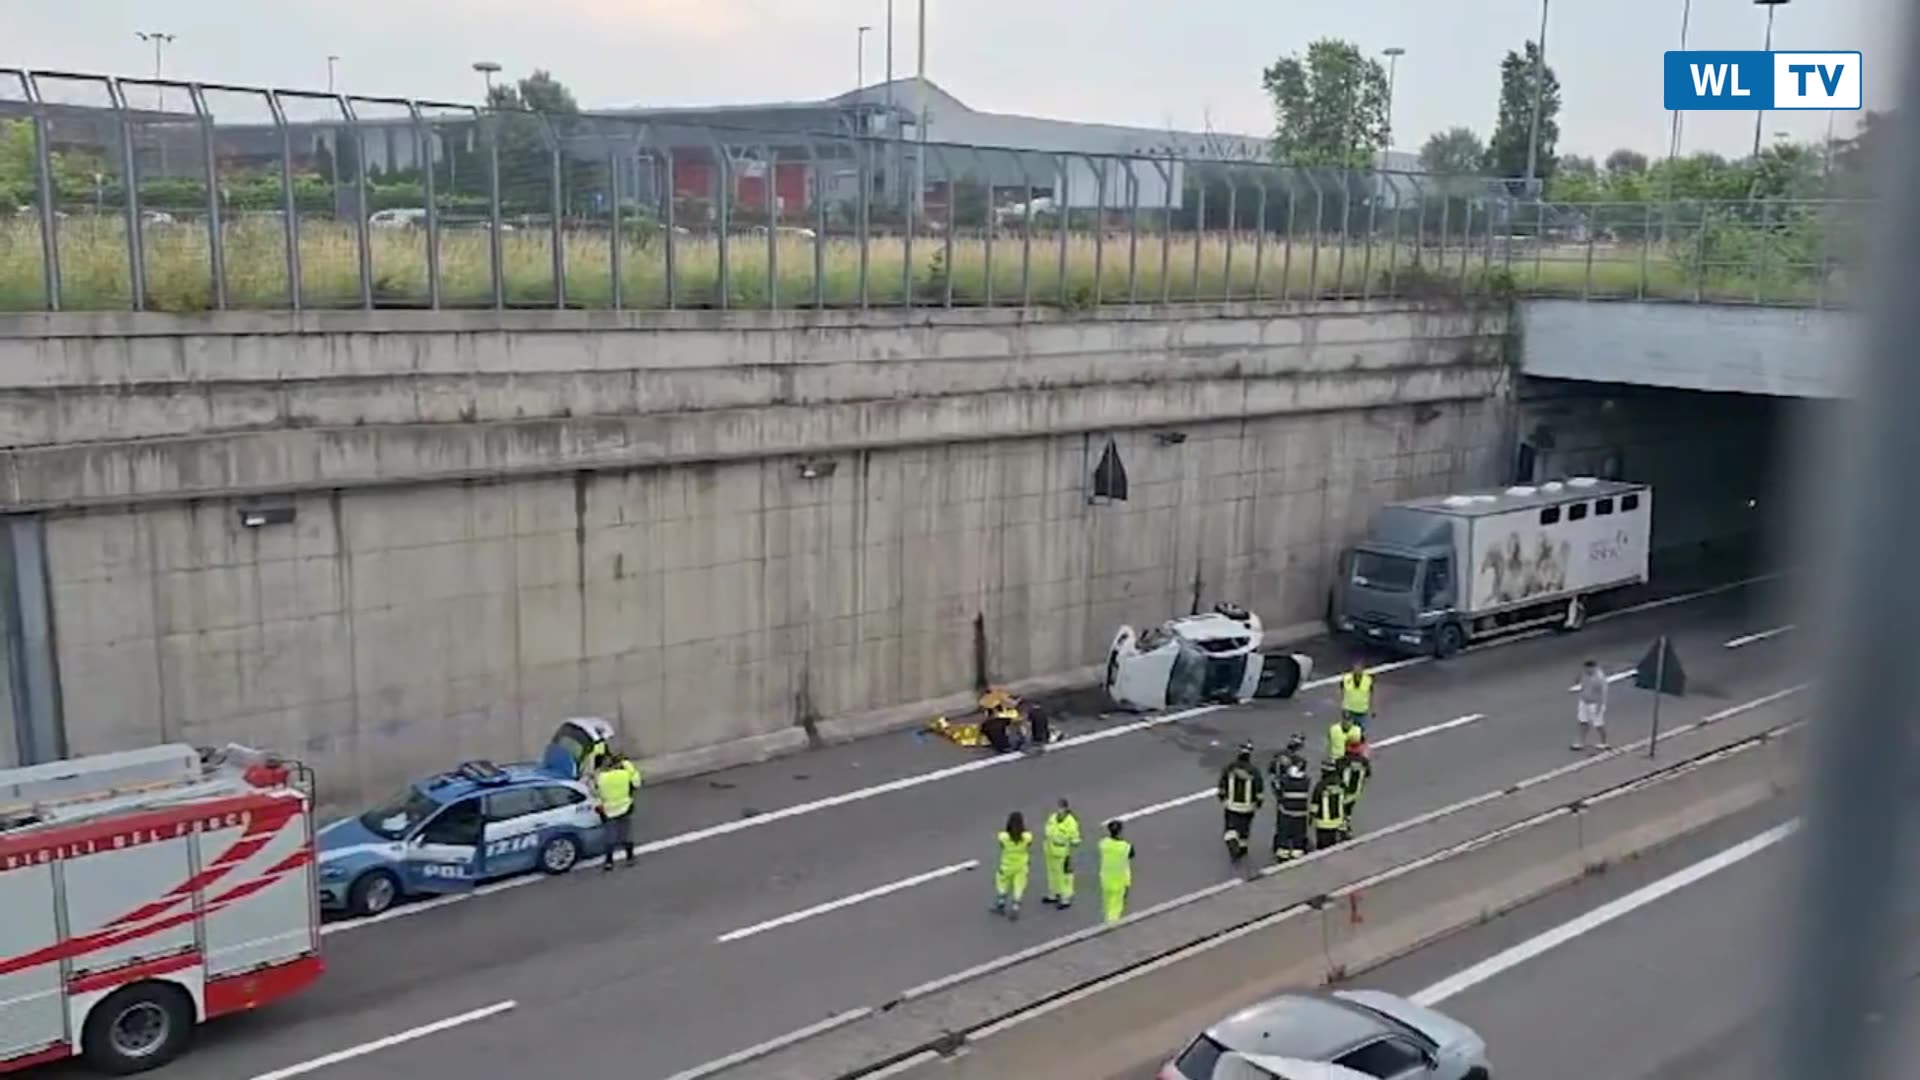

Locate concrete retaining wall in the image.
[727,697,1802,1080]
[3,303,1511,807]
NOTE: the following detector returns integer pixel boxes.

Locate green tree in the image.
[1418,127,1486,175]
[487,70,602,215]
[1484,41,1561,180]
[1261,39,1392,169]
[1604,148,1649,176]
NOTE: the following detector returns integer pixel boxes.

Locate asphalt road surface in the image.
[90,576,1809,1080]
[1350,797,1920,1080]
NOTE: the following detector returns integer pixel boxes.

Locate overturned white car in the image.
[1104,602,1315,712]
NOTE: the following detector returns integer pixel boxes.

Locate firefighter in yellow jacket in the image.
[993,811,1035,920]
[1042,799,1082,909]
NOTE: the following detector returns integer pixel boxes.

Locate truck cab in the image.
[1335,540,1459,655]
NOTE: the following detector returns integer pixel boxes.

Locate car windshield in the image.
[358,787,440,840]
[1351,551,1419,594]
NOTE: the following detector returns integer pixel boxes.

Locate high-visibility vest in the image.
[1340,757,1371,807]
[596,762,640,818]
[1222,767,1259,812]
[1342,672,1375,714]
[1327,721,1358,762]
[997,831,1033,874]
[1313,782,1347,829]
[1044,812,1081,854]
[1098,837,1133,888]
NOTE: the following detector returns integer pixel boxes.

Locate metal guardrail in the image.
[0,67,1866,315]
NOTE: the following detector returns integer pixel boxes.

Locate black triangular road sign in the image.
[1633,637,1688,696]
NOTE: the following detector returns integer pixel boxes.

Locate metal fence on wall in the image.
[0,67,1866,315]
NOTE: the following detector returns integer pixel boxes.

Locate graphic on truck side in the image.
[1478,529,1572,607]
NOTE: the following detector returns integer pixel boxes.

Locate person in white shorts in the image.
[1573,659,1610,751]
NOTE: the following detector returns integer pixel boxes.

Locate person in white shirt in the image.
[1573,659,1610,751]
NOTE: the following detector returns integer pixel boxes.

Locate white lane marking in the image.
[1112,714,1486,823]
[658,1008,875,1080]
[247,1001,517,1080]
[1725,625,1795,649]
[1408,820,1799,1007]
[716,861,979,944]
[324,575,1779,937]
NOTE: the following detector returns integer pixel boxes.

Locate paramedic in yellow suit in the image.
[1042,798,1082,909]
[1098,819,1134,923]
[993,811,1034,920]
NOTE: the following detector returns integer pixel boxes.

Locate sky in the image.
[7,0,1901,160]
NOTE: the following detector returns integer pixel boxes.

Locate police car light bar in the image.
[453,761,510,785]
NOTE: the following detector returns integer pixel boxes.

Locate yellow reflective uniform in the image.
[995,830,1033,907]
[1342,671,1374,715]
[1043,811,1082,904]
[595,760,640,818]
[1098,836,1133,923]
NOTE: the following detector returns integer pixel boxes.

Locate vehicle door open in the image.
[405,796,484,894]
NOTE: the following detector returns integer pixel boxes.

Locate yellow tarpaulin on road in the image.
[928,688,1021,747]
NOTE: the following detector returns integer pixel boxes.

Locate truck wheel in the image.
[539,834,581,875]
[81,982,193,1074]
[348,870,401,917]
[1434,622,1466,659]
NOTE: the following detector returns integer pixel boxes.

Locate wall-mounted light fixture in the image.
[1153,431,1188,447]
[238,502,296,529]
[796,458,839,480]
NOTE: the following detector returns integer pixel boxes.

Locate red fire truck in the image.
[0,743,323,1074]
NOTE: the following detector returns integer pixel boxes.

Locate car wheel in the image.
[348,870,401,917]
[1464,1069,1491,1080]
[1434,622,1466,659]
[1255,653,1303,698]
[539,834,581,875]
[81,983,193,1075]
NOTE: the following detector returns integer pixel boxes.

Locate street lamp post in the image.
[1667,0,1693,163]
[327,55,341,94]
[858,25,872,90]
[135,31,175,110]
[1522,0,1550,190]
[915,0,928,219]
[1382,47,1406,150]
[1753,0,1791,159]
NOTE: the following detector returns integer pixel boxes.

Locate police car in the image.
[316,759,608,917]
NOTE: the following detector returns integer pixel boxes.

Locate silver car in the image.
[1159,990,1491,1080]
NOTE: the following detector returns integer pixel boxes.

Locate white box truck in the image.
[0,743,322,1074]
[1331,478,1652,657]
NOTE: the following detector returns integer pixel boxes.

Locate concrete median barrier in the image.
[724,692,1807,1080]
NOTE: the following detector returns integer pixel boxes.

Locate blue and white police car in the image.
[316,759,608,917]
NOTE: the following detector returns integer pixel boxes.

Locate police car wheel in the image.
[349,870,400,917]
[81,983,193,1074]
[539,835,580,875]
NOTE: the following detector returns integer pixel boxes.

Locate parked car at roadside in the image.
[1160,991,1490,1080]
[315,759,605,917]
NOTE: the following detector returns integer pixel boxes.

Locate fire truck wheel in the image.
[348,870,401,917]
[539,834,581,875]
[81,982,193,1074]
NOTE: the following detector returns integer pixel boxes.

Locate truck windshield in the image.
[359,787,441,839]
[1351,551,1419,593]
